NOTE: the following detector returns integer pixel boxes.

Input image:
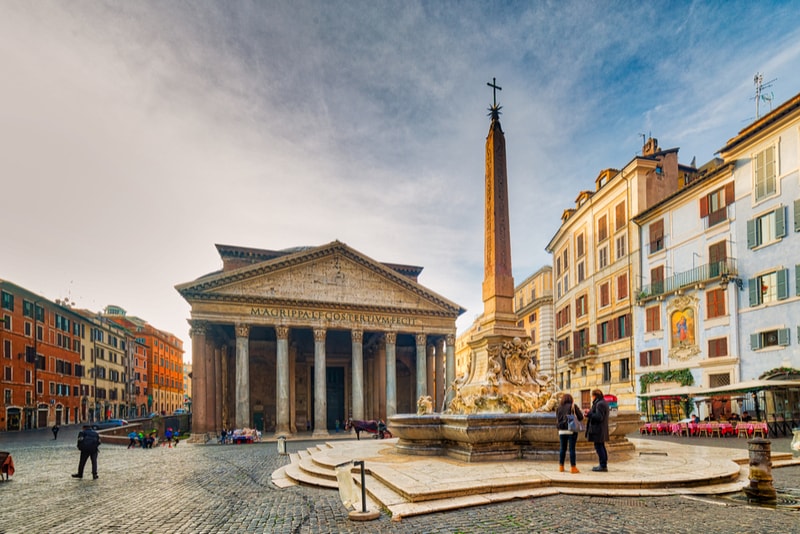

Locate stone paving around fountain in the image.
[272,436,800,520]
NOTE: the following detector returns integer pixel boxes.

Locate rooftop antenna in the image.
[753,73,776,119]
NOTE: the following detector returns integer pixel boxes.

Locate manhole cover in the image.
[720,492,800,511]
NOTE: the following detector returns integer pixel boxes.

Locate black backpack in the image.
[78,430,99,451]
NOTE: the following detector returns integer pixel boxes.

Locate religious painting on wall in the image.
[670,308,695,348]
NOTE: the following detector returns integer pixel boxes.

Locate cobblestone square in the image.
[1,427,798,533]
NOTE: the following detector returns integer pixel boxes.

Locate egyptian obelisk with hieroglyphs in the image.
[446,80,550,414]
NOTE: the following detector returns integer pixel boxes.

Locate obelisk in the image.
[480,78,519,335]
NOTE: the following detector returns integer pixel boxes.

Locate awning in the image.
[637,386,705,398]
[700,379,800,396]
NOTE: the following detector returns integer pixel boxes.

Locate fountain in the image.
[389,80,639,462]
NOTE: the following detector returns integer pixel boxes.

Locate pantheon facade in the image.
[176,241,464,438]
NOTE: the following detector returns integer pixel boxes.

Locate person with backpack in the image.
[72,425,100,480]
[556,393,584,473]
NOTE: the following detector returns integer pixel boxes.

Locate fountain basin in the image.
[389,411,640,462]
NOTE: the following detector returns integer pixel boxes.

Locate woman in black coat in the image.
[586,389,609,472]
[556,393,584,473]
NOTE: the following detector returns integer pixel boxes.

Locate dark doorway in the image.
[327,367,345,431]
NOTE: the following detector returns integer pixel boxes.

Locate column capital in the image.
[384,331,397,345]
[446,333,456,345]
[236,323,250,338]
[189,320,209,337]
[313,328,326,342]
[416,333,427,346]
[275,325,289,340]
[351,329,363,343]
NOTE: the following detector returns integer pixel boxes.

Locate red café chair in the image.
[709,422,722,438]
[736,423,748,438]
[697,423,709,437]
[752,422,767,438]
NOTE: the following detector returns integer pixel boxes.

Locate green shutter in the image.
[777,328,790,347]
[796,265,800,297]
[777,269,789,300]
[775,206,787,238]
[748,278,759,306]
[747,218,757,248]
[794,199,800,232]
[750,333,761,350]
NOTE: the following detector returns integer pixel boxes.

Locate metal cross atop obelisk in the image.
[487,77,502,119]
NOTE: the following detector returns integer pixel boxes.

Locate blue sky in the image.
[2,1,800,360]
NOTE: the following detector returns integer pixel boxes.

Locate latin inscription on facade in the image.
[250,307,418,327]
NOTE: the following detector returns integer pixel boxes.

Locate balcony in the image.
[637,258,737,304]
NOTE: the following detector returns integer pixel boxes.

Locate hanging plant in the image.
[639,368,694,393]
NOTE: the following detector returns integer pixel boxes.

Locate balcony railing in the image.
[637,258,737,303]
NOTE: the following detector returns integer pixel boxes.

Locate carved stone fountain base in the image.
[389,411,640,463]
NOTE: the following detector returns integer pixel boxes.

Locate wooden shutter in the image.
[778,328,790,346]
[750,333,761,350]
[794,199,800,232]
[746,219,757,249]
[748,278,759,307]
[724,182,735,205]
[775,206,787,238]
[699,195,709,218]
[777,269,789,300]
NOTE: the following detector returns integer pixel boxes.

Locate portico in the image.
[177,241,463,439]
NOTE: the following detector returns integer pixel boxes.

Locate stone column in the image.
[435,338,445,412]
[235,323,250,429]
[208,344,219,434]
[351,329,365,421]
[289,342,297,434]
[385,332,397,418]
[415,333,427,401]
[275,325,291,436]
[426,343,435,406]
[312,327,329,438]
[189,321,208,437]
[214,346,223,432]
[445,333,456,406]
[220,344,229,428]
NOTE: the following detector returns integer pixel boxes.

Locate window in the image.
[4,366,10,381]
[599,282,610,307]
[23,300,34,317]
[649,219,664,253]
[700,183,735,227]
[620,358,630,380]
[528,312,537,323]
[709,373,731,388]
[615,201,626,231]
[616,315,627,337]
[639,349,661,367]
[750,328,790,350]
[708,338,728,358]
[556,305,571,329]
[706,288,726,318]
[3,339,10,359]
[617,273,628,301]
[577,260,585,283]
[602,362,612,383]
[598,245,608,269]
[573,328,588,357]
[2,315,9,330]
[575,294,587,318]
[708,241,727,277]
[615,234,626,260]
[651,265,665,295]
[598,314,631,344]
[4,389,10,404]
[557,337,571,359]
[1,291,14,311]
[645,306,660,332]
[597,215,608,243]
[748,269,789,306]
[576,233,585,258]
[754,145,776,201]
[747,207,786,248]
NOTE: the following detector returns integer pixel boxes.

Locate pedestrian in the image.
[52,424,60,440]
[72,425,100,480]
[137,431,145,448]
[556,393,583,473]
[127,431,138,449]
[585,389,609,472]
[164,427,173,448]
[220,428,227,445]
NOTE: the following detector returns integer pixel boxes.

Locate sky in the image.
[2,1,800,363]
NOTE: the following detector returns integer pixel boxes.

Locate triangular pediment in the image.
[177,241,463,316]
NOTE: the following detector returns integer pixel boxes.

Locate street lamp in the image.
[719,272,743,291]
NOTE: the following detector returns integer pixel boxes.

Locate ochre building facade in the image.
[177,241,463,438]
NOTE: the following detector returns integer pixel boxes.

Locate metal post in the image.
[353,460,367,513]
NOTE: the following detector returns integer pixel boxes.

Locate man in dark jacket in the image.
[73,425,100,480]
[586,389,609,472]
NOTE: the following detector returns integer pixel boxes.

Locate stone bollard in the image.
[743,438,776,503]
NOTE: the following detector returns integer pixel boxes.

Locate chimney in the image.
[643,137,659,156]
